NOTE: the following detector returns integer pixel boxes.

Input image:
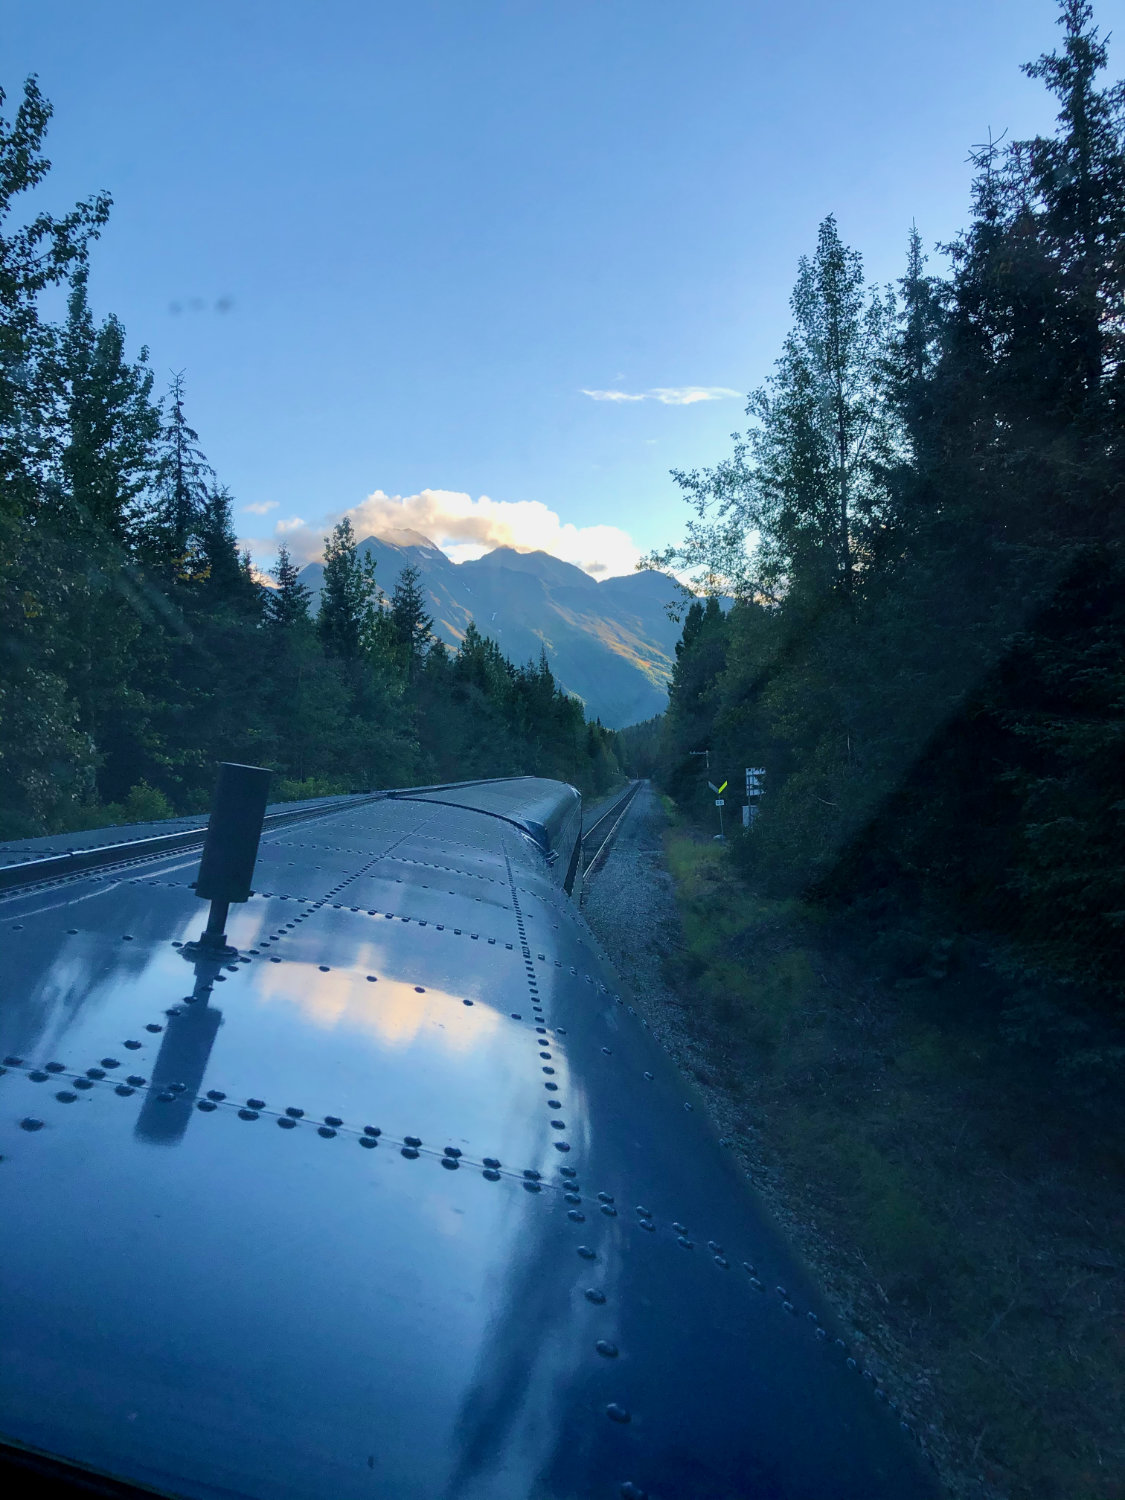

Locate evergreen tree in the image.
[660,597,731,807]
[317,518,379,660]
[389,563,434,676]
[876,225,944,560]
[0,71,623,831]
[151,371,212,567]
[656,0,1125,1041]
[53,268,159,543]
[0,77,110,832]
[1022,0,1125,418]
[267,543,313,630]
[197,485,246,598]
[453,621,514,697]
[23,269,165,787]
[0,77,110,521]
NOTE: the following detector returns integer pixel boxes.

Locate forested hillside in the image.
[612,13,1125,1492]
[648,0,1125,1056]
[0,81,621,838]
[296,529,684,728]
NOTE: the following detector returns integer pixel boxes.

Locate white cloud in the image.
[650,386,741,405]
[583,385,741,405]
[242,500,278,515]
[265,488,642,579]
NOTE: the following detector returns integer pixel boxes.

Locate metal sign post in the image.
[708,781,728,839]
[745,767,765,829]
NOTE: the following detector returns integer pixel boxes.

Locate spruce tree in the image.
[390,563,434,676]
[151,371,212,568]
[317,518,377,660]
[0,77,110,833]
[0,77,110,521]
[879,225,944,551]
[1022,0,1125,417]
[197,484,245,598]
[267,543,313,630]
[42,273,164,795]
[54,268,159,543]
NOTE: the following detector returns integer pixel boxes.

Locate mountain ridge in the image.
[297,533,683,728]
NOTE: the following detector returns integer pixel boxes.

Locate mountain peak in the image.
[467,547,598,589]
[376,527,441,551]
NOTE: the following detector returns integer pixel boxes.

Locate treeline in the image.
[651,1,1125,1049]
[0,80,622,837]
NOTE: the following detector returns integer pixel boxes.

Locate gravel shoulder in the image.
[581,782,714,1081]
[580,783,958,1496]
[580,782,809,1227]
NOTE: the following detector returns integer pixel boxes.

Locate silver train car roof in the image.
[0,778,937,1500]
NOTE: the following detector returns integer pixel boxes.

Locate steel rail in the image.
[0,792,388,897]
[580,778,642,878]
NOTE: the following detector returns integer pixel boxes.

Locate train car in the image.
[0,775,937,1500]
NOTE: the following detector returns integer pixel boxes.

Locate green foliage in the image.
[659,823,1124,1500]
[661,596,731,813]
[616,714,662,777]
[0,665,97,836]
[657,1,1125,1052]
[150,370,212,568]
[52,268,159,542]
[648,216,897,602]
[0,74,621,837]
[273,775,354,801]
[0,77,110,833]
[413,628,619,795]
[317,517,379,661]
[266,543,312,630]
[389,562,434,680]
[114,781,175,822]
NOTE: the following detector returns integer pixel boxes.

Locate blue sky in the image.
[7,0,1117,574]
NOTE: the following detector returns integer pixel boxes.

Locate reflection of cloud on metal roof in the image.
[254,960,501,1054]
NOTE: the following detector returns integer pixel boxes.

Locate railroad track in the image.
[0,791,388,895]
[580,778,642,878]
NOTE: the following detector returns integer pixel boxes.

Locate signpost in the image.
[708,781,728,839]
[744,767,765,828]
